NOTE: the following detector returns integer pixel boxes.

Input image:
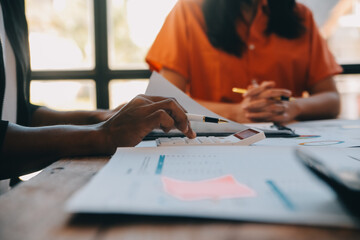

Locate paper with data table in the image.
[66,146,359,228]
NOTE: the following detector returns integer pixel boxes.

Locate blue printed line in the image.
[266,180,295,211]
[155,155,165,175]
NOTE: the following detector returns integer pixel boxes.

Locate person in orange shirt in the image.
[146,0,342,124]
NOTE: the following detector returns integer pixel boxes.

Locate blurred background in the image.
[26,0,360,119]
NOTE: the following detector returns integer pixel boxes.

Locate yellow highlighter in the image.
[232,88,248,94]
[232,87,295,101]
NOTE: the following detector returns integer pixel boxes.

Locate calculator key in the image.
[209,137,222,143]
[158,138,172,142]
[226,136,242,143]
[171,137,183,140]
[158,140,175,146]
[197,137,213,144]
[217,139,233,144]
[171,138,186,145]
[185,138,201,145]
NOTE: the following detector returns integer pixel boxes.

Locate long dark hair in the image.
[202,0,306,57]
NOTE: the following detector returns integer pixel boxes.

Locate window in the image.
[335,75,360,119]
[26,0,360,119]
[30,80,96,110]
[26,0,175,110]
[26,0,94,70]
[108,0,177,69]
[299,0,360,64]
[299,0,360,119]
[108,79,148,109]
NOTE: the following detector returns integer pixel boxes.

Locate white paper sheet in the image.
[253,119,360,148]
[66,146,360,228]
[145,72,248,133]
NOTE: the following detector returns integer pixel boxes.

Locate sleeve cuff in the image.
[0,120,9,154]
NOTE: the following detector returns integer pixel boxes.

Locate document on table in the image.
[144,72,298,138]
[254,119,360,148]
[66,146,360,228]
[145,72,249,134]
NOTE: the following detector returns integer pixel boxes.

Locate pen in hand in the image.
[233,81,295,124]
[232,87,294,101]
[186,113,228,124]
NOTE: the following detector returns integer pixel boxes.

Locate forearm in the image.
[31,106,108,126]
[294,91,340,121]
[0,94,196,180]
[0,123,110,179]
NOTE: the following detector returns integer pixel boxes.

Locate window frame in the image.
[29,0,360,110]
[30,0,151,110]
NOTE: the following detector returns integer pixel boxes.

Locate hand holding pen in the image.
[233,81,293,101]
[233,87,294,101]
[233,81,298,123]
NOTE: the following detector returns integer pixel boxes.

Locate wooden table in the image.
[1,157,360,240]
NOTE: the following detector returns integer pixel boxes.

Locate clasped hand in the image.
[242,81,299,123]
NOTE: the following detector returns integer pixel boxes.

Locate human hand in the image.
[97,95,196,153]
[94,104,126,123]
[242,81,297,123]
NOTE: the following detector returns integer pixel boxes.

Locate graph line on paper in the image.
[155,155,165,175]
[299,140,344,146]
[266,180,295,211]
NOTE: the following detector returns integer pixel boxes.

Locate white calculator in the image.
[156,128,265,147]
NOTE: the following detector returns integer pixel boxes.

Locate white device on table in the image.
[156,128,265,147]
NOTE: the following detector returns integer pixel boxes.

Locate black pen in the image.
[186,114,228,124]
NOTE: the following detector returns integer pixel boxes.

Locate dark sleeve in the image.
[2,0,40,126]
[0,120,9,154]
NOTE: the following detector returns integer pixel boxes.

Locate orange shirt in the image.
[146,0,342,102]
